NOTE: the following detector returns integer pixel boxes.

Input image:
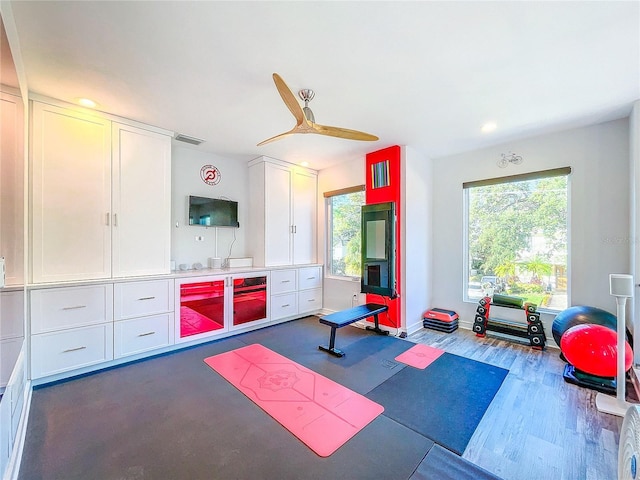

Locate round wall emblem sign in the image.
[200,165,221,186]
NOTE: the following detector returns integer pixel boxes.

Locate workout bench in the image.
[318,303,389,357]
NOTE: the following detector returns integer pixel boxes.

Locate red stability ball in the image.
[560,324,633,378]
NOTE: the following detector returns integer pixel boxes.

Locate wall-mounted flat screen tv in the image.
[188,195,239,227]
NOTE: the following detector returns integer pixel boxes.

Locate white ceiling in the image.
[7,1,640,170]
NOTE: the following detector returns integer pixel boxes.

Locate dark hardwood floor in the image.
[408,327,622,480]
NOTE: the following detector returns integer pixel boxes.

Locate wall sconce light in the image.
[497,152,523,168]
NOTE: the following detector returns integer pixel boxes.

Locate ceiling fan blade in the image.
[257,129,296,146]
[272,73,306,126]
[312,124,379,142]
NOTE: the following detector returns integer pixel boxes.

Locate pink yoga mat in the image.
[395,343,444,369]
[204,344,384,457]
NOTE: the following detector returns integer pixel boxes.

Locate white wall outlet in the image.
[0,257,5,288]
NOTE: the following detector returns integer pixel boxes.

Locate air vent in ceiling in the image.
[174,134,205,146]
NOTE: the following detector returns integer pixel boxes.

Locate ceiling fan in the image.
[257,73,379,146]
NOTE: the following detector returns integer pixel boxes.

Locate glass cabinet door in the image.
[231,274,268,328]
[178,279,226,339]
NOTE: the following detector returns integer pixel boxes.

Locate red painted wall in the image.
[365,145,401,328]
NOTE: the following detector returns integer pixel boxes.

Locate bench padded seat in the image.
[319,303,389,357]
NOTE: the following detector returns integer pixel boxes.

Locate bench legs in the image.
[318,327,345,357]
[364,313,390,337]
[319,313,390,357]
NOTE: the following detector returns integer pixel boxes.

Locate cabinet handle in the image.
[106,213,110,226]
[282,304,290,307]
[63,346,87,353]
[293,225,297,234]
[307,299,315,302]
[138,296,156,301]
[281,280,290,283]
[62,305,87,310]
[114,213,118,227]
[138,331,156,337]
[307,277,315,280]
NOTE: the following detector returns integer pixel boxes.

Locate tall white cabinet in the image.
[30,100,172,283]
[248,156,317,267]
[0,91,24,287]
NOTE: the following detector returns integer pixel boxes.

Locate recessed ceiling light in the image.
[77,98,97,108]
[300,161,309,167]
[481,122,497,133]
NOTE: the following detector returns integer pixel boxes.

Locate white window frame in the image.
[324,185,365,281]
[463,167,571,314]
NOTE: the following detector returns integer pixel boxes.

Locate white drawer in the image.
[0,337,23,388]
[31,323,113,379]
[114,313,173,359]
[298,266,322,290]
[31,284,113,334]
[0,290,25,339]
[270,269,297,295]
[270,292,298,320]
[298,288,322,314]
[114,279,174,320]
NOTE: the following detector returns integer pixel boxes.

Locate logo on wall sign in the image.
[200,165,221,186]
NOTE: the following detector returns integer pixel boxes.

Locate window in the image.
[464,168,569,312]
[325,186,365,278]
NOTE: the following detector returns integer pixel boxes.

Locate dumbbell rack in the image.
[472,296,546,350]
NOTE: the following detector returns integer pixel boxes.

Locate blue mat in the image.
[366,352,508,455]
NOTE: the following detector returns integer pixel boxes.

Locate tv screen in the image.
[188,196,239,228]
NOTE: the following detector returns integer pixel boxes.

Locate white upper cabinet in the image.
[248,156,317,267]
[0,91,24,287]
[111,122,171,277]
[292,168,317,265]
[31,102,112,283]
[30,100,172,283]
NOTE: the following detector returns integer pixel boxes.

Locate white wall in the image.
[171,146,248,268]
[402,145,432,334]
[630,100,640,360]
[431,118,630,345]
[317,156,366,312]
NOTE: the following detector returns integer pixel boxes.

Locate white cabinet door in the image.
[111,123,171,277]
[0,91,24,286]
[264,162,293,266]
[31,102,112,283]
[292,169,317,265]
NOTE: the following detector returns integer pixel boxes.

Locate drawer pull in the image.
[138,331,156,337]
[281,280,291,283]
[307,299,315,302]
[63,346,86,353]
[62,305,87,310]
[307,277,315,280]
[282,304,290,307]
[138,296,156,301]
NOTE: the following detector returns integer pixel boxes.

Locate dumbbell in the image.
[527,312,540,323]
[473,322,486,335]
[529,334,545,349]
[527,322,544,335]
